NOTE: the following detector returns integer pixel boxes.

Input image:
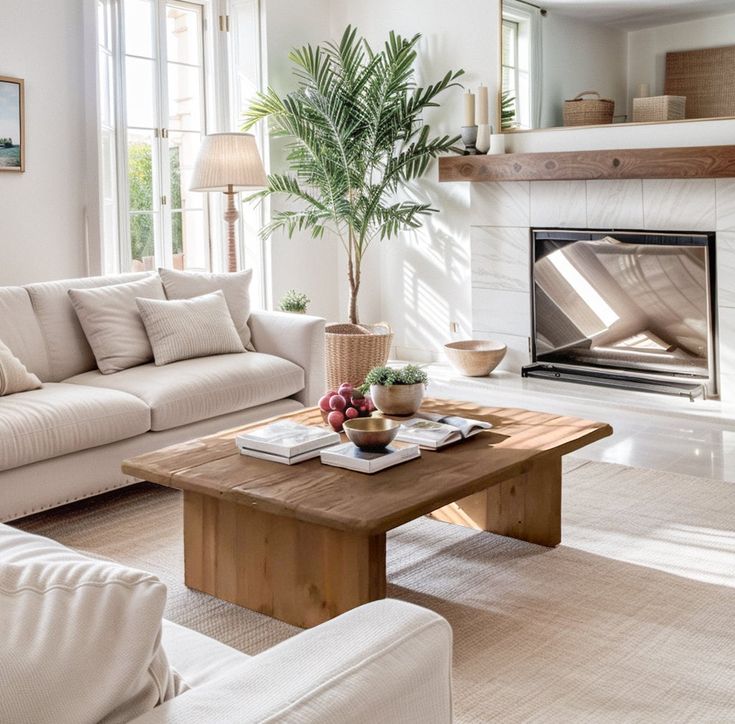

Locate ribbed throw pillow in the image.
[68,275,167,374]
[136,290,245,366]
[158,267,254,350]
[0,339,42,396]
[0,523,187,724]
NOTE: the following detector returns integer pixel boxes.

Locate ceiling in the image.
[537,0,735,30]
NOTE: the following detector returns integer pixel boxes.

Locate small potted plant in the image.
[360,364,428,416]
[279,289,310,314]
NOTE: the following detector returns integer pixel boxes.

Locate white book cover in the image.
[320,442,421,474]
[396,413,492,449]
[235,420,340,457]
[240,446,325,465]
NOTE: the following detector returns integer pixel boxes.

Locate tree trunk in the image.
[348,280,359,325]
[347,226,360,324]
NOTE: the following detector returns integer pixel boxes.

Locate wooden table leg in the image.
[429,455,562,547]
[182,491,386,627]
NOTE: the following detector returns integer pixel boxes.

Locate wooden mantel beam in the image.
[438,144,735,182]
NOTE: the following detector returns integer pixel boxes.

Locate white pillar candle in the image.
[489,133,506,155]
[477,84,489,125]
[464,90,476,126]
[636,83,650,98]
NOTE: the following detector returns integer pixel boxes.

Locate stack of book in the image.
[236,421,340,464]
[320,441,420,474]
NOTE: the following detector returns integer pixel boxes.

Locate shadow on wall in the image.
[382,175,472,361]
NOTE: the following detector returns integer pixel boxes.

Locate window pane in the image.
[127,130,156,210]
[168,131,202,210]
[171,210,208,271]
[166,4,202,65]
[125,57,157,127]
[130,213,157,269]
[167,63,202,131]
[124,0,155,58]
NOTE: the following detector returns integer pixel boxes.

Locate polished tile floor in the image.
[423,364,735,482]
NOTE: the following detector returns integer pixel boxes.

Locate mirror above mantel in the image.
[500,0,735,133]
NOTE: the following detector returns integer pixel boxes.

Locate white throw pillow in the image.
[0,339,42,396]
[136,290,245,366]
[68,275,167,374]
[0,523,186,724]
[158,267,255,350]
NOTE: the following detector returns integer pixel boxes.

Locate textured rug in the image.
[15,459,735,722]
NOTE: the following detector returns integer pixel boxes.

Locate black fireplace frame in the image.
[522,227,719,400]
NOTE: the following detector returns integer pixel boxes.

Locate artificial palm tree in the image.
[243,26,463,324]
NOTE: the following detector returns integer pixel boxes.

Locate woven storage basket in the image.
[325,322,394,389]
[563,91,614,126]
[632,95,686,122]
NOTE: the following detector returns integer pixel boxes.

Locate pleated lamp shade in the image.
[190,133,267,192]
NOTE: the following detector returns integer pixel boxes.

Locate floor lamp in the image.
[190,133,267,272]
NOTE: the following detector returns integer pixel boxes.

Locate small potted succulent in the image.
[360,364,428,416]
[279,289,310,314]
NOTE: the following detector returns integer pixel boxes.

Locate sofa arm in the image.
[248,311,325,407]
[131,599,452,724]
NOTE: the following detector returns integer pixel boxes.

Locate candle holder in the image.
[461,125,478,155]
[476,123,492,154]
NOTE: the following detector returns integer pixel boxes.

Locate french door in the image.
[119,0,210,271]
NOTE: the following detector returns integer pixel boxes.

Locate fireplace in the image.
[523,229,718,399]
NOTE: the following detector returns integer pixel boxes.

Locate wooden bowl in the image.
[343,417,401,451]
[444,340,507,377]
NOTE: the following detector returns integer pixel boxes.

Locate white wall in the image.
[0,0,88,285]
[328,0,498,359]
[628,12,735,103]
[540,13,627,128]
[261,0,341,321]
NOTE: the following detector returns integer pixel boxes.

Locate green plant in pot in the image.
[242,26,463,387]
[279,289,310,313]
[360,364,428,416]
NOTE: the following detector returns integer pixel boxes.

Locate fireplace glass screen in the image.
[529,229,717,395]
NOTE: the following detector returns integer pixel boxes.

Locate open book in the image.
[395,412,492,449]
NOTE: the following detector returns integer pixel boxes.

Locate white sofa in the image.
[0,272,325,522]
[0,523,454,723]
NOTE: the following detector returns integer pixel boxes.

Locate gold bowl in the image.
[343,417,401,451]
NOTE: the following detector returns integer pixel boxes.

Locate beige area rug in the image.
[15,460,735,723]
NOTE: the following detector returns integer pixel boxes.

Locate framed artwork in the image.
[0,76,24,172]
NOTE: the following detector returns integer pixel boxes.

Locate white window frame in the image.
[94,0,267,304]
[502,0,542,130]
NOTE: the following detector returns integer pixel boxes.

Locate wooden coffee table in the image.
[122,399,611,627]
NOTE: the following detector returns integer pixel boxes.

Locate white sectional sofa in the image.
[0,523,454,723]
[0,272,325,521]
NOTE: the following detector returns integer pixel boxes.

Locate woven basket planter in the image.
[563,91,614,127]
[325,322,393,390]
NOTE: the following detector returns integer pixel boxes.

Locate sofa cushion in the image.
[0,339,42,396]
[159,267,255,350]
[136,290,245,366]
[65,352,304,431]
[0,287,51,380]
[68,275,167,374]
[0,382,151,472]
[161,620,249,689]
[0,524,184,724]
[24,272,151,382]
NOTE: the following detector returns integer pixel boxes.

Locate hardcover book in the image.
[320,441,420,474]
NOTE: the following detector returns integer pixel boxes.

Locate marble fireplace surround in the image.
[469,178,735,402]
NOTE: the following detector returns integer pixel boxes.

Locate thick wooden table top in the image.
[122,399,612,535]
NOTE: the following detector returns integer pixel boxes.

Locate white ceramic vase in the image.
[370,383,424,416]
[476,123,491,154]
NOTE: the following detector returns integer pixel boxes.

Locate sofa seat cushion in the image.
[0,383,151,472]
[161,620,249,689]
[65,352,305,431]
[0,524,184,724]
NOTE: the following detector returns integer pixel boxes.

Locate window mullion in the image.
[152,0,169,269]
